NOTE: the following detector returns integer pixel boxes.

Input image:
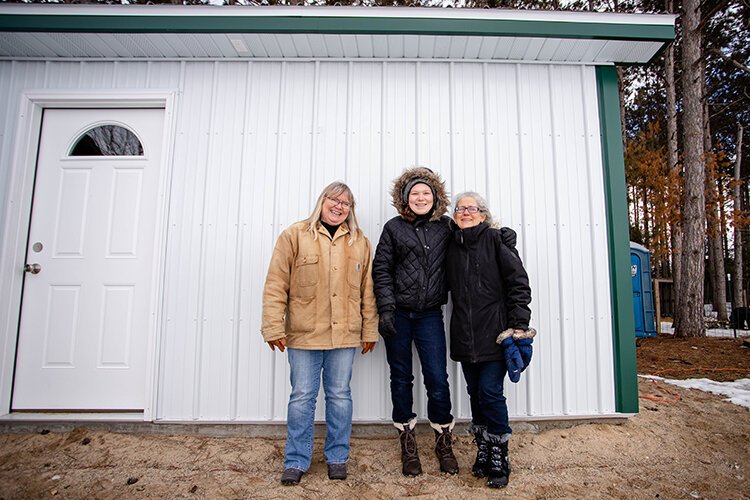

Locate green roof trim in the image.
[596,65,638,415]
[0,14,674,43]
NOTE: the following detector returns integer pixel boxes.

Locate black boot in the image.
[432,423,459,474]
[396,420,422,476]
[470,426,490,478]
[486,434,511,488]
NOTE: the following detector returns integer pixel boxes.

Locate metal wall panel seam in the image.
[0,61,17,233]
[41,59,50,87]
[578,64,605,413]
[209,62,245,420]
[378,60,389,418]
[481,62,490,208]
[512,62,535,415]
[148,63,182,421]
[586,66,616,413]
[155,59,186,420]
[546,65,569,414]
[142,89,178,421]
[111,61,119,88]
[310,61,320,211]
[228,61,254,421]
[144,61,152,89]
[190,61,220,420]
[208,63,234,419]
[448,61,455,195]
[415,61,420,166]
[345,60,352,180]
[270,61,287,419]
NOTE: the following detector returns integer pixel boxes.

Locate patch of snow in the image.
[659,321,750,338]
[640,375,750,410]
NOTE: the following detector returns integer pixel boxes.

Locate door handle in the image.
[24,263,41,274]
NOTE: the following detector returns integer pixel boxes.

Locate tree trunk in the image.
[665,0,682,328]
[676,0,706,337]
[617,67,627,147]
[705,100,728,322]
[735,124,745,309]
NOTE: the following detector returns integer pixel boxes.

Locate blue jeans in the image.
[383,308,453,425]
[461,360,512,436]
[285,347,356,471]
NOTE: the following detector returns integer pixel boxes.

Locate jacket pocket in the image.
[347,258,362,297]
[294,255,319,289]
[288,295,316,333]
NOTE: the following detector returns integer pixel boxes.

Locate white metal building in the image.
[0,5,675,424]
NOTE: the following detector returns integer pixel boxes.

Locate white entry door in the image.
[12,108,165,411]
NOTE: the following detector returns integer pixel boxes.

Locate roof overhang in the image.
[0,5,676,64]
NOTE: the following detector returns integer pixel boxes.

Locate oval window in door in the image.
[69,124,144,156]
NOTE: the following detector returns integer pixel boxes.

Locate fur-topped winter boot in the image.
[430,421,459,474]
[485,431,511,488]
[394,418,422,476]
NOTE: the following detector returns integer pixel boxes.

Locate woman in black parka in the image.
[446,191,533,489]
[372,167,458,477]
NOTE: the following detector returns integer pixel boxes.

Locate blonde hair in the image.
[453,191,498,228]
[305,181,361,245]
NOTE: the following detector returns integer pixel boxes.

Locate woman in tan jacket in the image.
[261,181,378,486]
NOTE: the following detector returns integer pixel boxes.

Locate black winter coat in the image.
[372,215,451,313]
[446,222,531,364]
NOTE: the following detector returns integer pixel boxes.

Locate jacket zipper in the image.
[464,245,478,363]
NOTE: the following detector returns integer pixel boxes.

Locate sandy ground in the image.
[1,337,749,499]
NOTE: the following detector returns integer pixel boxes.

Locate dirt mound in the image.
[1,336,749,499]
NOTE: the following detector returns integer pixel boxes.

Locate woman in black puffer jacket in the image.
[372,167,457,477]
[446,191,532,490]
[373,168,517,478]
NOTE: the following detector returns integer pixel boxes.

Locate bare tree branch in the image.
[708,47,750,76]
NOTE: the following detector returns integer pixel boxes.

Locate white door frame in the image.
[0,90,178,420]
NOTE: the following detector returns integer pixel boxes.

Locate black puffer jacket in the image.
[446,221,531,363]
[373,215,452,313]
[373,167,452,313]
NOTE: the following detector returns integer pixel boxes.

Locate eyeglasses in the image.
[325,196,352,209]
[454,206,482,214]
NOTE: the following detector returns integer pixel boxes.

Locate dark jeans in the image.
[461,359,512,436]
[383,307,453,425]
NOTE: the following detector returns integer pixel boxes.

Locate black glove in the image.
[378,311,397,339]
[500,227,517,248]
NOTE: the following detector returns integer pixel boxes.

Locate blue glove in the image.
[515,337,533,372]
[500,336,524,383]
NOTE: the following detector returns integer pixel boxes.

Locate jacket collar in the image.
[316,221,350,241]
[453,221,489,247]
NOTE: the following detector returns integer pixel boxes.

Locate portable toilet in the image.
[630,242,657,337]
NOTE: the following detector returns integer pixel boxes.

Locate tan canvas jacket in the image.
[261,221,379,349]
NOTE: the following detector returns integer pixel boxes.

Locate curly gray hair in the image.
[452,191,497,228]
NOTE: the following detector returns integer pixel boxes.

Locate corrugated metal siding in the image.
[0,59,615,422]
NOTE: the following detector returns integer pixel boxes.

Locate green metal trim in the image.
[0,14,675,42]
[596,65,638,415]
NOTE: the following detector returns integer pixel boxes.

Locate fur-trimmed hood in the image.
[390,167,450,222]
